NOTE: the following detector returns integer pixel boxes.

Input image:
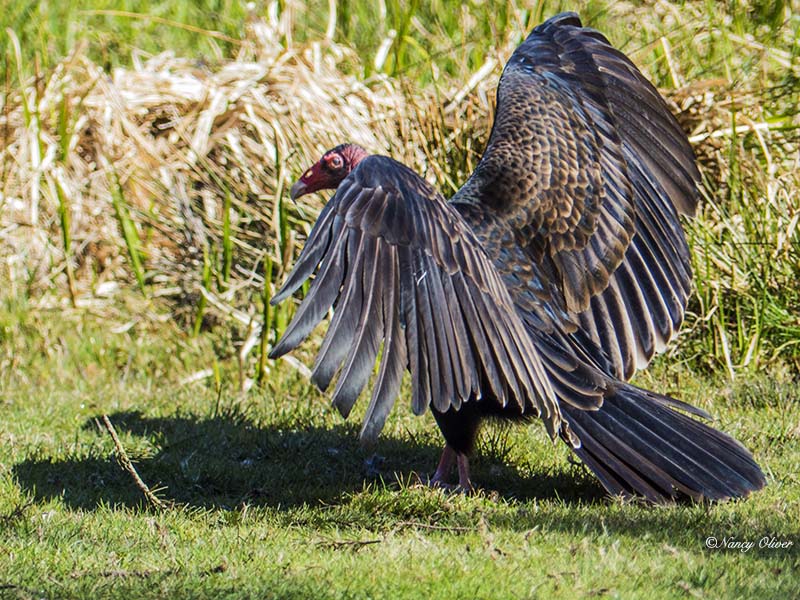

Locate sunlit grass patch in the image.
[0,296,798,599]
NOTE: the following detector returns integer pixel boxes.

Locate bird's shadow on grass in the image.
[12,409,794,560]
[12,409,603,512]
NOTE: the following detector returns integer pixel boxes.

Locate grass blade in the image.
[108,167,147,296]
[193,244,212,337]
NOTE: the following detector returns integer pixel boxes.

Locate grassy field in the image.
[2,1,799,598]
[1,285,799,599]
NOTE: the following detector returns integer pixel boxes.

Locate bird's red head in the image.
[290,143,369,200]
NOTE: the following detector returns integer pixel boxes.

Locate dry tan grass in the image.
[1,16,424,307]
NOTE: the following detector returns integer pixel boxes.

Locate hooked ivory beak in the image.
[290,179,308,201]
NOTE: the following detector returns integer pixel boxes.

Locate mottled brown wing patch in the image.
[451,12,699,379]
[454,63,636,314]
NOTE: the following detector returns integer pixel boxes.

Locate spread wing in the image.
[269,156,560,443]
[451,12,700,380]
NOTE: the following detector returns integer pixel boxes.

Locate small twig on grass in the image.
[316,537,382,552]
[69,563,225,580]
[71,568,172,579]
[101,415,169,511]
[394,521,473,533]
[0,500,34,525]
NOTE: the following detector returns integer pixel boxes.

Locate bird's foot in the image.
[420,475,473,494]
[418,445,474,493]
[430,444,456,483]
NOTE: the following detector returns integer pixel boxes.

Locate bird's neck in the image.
[342,144,369,169]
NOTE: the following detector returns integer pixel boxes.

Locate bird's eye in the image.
[327,154,344,170]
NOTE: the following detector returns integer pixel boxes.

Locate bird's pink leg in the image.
[427,446,473,492]
[429,445,456,486]
[457,453,473,492]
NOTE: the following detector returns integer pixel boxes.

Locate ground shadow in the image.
[12,410,606,512]
[12,410,798,565]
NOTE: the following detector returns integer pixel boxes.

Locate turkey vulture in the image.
[270,12,766,502]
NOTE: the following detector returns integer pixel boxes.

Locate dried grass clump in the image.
[669,78,800,373]
[0,12,499,384]
[0,15,435,319]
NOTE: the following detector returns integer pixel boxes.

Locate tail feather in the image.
[562,385,766,503]
[611,392,762,488]
[567,414,694,503]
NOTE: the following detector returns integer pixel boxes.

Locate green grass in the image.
[4,0,795,81]
[0,0,249,75]
[1,292,798,599]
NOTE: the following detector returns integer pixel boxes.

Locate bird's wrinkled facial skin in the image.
[290,144,368,200]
